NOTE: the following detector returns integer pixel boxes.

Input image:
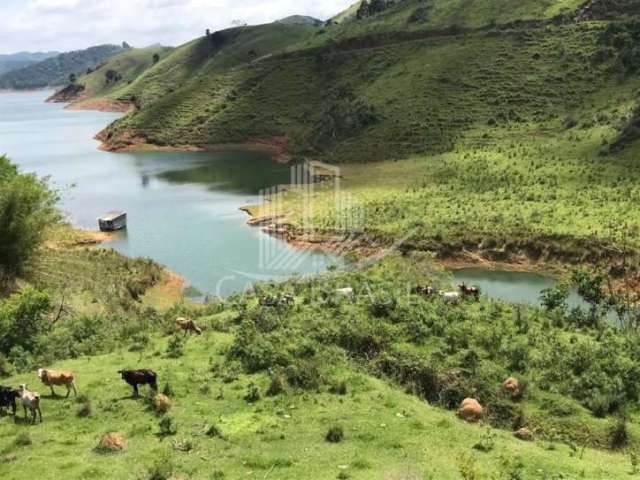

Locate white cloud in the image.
[1,0,354,53]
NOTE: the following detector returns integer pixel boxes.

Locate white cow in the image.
[18,384,42,423]
[441,291,461,304]
[336,287,354,299]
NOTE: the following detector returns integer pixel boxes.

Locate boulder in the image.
[457,398,483,423]
[514,427,534,441]
[96,432,126,453]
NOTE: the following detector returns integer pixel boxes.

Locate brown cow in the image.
[38,368,77,397]
[176,317,202,335]
[457,398,483,423]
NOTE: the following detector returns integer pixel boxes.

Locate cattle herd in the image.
[0,287,480,426]
[0,317,210,424]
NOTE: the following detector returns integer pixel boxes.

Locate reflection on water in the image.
[0,91,338,296]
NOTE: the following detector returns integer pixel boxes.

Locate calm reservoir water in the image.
[0,91,337,295]
[452,267,591,309]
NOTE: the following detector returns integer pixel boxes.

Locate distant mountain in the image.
[275,15,323,25]
[0,51,60,77]
[0,51,60,62]
[0,45,123,90]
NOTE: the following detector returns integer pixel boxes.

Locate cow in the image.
[0,386,19,417]
[458,283,481,301]
[37,368,77,397]
[176,317,202,335]
[412,286,435,297]
[18,384,42,424]
[118,369,158,397]
[441,291,461,304]
[336,287,354,299]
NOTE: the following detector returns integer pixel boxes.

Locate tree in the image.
[0,156,59,289]
[153,53,160,64]
[206,28,211,37]
[68,73,76,84]
[122,41,131,49]
[0,287,51,355]
[105,69,121,83]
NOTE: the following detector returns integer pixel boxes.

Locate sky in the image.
[1,0,354,54]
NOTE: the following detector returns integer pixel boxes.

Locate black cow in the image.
[0,386,19,417]
[118,369,158,397]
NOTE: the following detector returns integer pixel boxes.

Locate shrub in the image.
[325,425,345,443]
[609,415,629,449]
[146,454,174,480]
[0,156,59,285]
[329,380,348,396]
[286,360,323,390]
[165,334,185,358]
[244,383,261,403]
[0,354,14,377]
[540,396,578,417]
[472,428,496,453]
[76,395,92,418]
[205,423,224,439]
[158,416,177,437]
[266,373,286,396]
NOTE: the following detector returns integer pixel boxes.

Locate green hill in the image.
[47,46,174,107]
[1,255,638,479]
[0,45,123,90]
[80,0,640,261]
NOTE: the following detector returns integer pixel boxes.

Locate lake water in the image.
[452,267,591,309]
[0,90,338,295]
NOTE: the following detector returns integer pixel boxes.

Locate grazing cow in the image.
[18,384,42,424]
[412,286,435,297]
[118,369,158,397]
[457,397,483,423]
[176,317,202,335]
[458,283,480,301]
[441,291,461,304]
[0,386,19,417]
[37,368,77,397]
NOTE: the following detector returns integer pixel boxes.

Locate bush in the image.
[244,383,261,403]
[158,416,177,437]
[325,425,345,443]
[286,360,323,390]
[146,454,174,480]
[165,335,185,358]
[0,156,59,285]
[266,373,286,396]
[205,423,225,439]
[609,415,629,449]
[329,381,348,396]
[0,354,14,377]
[76,395,92,418]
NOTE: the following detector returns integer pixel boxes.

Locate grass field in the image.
[2,254,640,479]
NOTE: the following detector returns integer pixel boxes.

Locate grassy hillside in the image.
[1,256,639,479]
[55,46,174,107]
[0,45,123,90]
[85,1,640,264]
